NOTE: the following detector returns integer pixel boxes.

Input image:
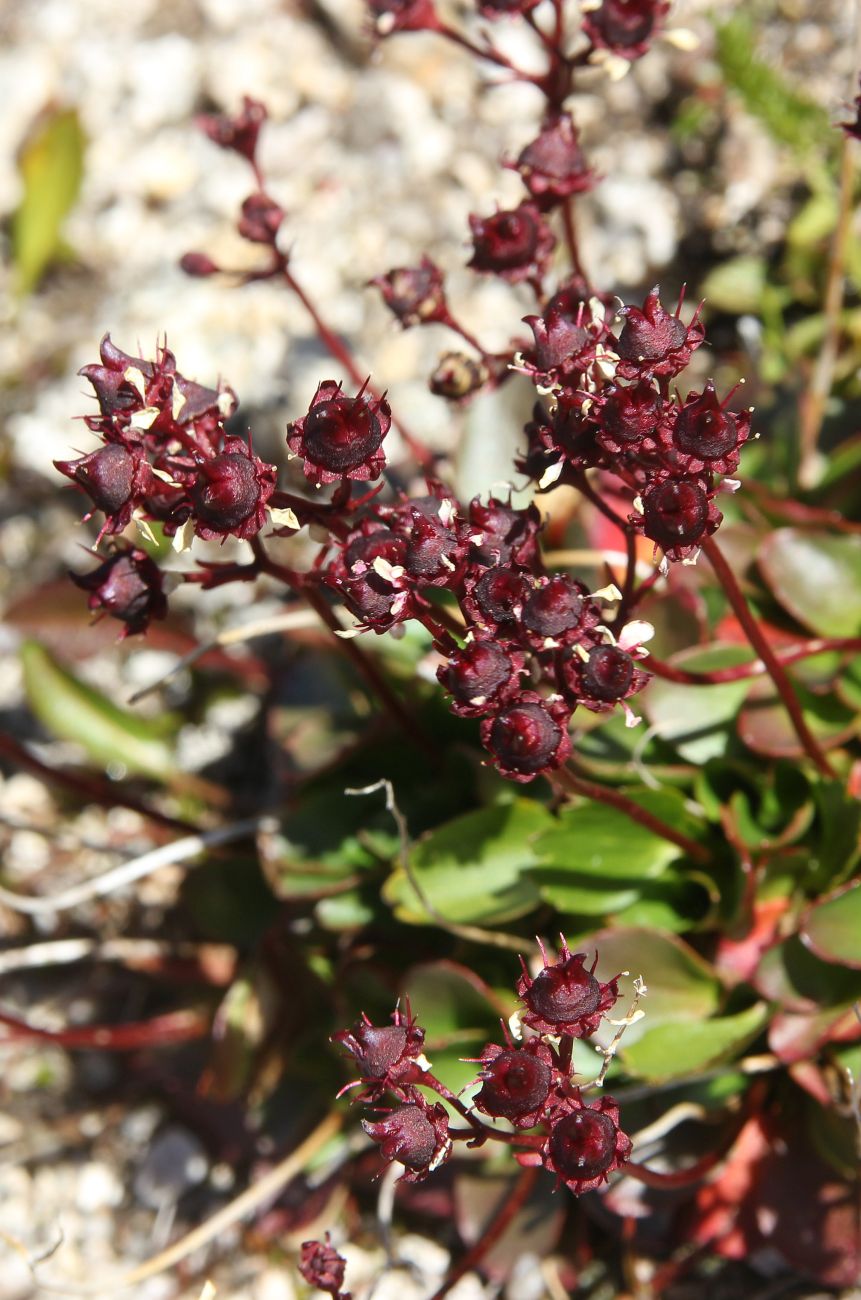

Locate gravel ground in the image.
[0,1,858,1296]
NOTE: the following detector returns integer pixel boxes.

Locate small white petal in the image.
[663,27,700,51]
[171,517,195,554]
[268,506,300,530]
[539,461,565,490]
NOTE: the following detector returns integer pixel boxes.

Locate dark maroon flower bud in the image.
[513,114,595,208]
[517,939,620,1038]
[325,525,412,633]
[542,1094,632,1194]
[616,287,703,379]
[368,0,442,34]
[55,443,138,534]
[429,351,489,401]
[480,692,571,782]
[438,639,523,717]
[404,507,463,585]
[71,547,167,638]
[640,478,719,557]
[466,566,529,630]
[238,191,284,245]
[372,257,447,327]
[466,496,543,569]
[473,1040,553,1127]
[596,381,662,450]
[197,96,267,164]
[180,251,221,278]
[477,0,541,17]
[670,381,751,474]
[523,307,591,374]
[190,438,276,540]
[564,638,650,717]
[522,576,595,644]
[333,1005,426,1100]
[299,1236,350,1300]
[79,335,155,418]
[362,1096,451,1182]
[582,0,670,60]
[287,380,390,483]
[468,203,555,285]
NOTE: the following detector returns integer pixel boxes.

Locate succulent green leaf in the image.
[12,107,85,295]
[383,799,551,926]
[20,639,176,779]
[803,882,861,969]
[758,529,861,638]
[621,1003,769,1081]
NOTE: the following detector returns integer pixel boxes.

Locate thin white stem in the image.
[0,819,262,916]
[0,937,236,978]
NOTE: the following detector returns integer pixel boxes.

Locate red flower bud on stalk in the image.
[299,1236,350,1300]
[287,380,390,483]
[362,1094,451,1181]
[196,95,267,165]
[71,547,167,638]
[468,203,556,285]
[516,939,620,1038]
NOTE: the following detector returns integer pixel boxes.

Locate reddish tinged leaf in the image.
[689,1116,770,1258]
[769,1002,861,1064]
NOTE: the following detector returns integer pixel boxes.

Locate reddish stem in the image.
[701,535,837,778]
[555,767,710,864]
[561,198,586,282]
[647,637,861,686]
[0,1006,208,1051]
[281,262,436,472]
[426,1167,540,1300]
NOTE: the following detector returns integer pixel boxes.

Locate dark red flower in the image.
[513,114,595,208]
[464,565,529,631]
[438,639,524,717]
[71,547,167,638]
[372,257,448,327]
[583,0,670,60]
[517,939,619,1037]
[197,96,267,164]
[640,477,721,559]
[616,287,703,379]
[299,1236,350,1300]
[287,380,390,483]
[563,638,650,720]
[362,1095,451,1181]
[333,1005,426,1101]
[368,0,442,34]
[473,1040,554,1128]
[404,505,464,585]
[190,438,276,540]
[55,442,142,537]
[595,381,663,453]
[480,692,572,782]
[669,381,751,475]
[542,1093,632,1193]
[465,496,543,570]
[237,191,284,245]
[468,203,556,285]
[521,575,598,647]
[324,523,413,633]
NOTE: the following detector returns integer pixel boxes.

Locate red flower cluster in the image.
[517,285,751,562]
[333,941,631,1195]
[319,487,652,780]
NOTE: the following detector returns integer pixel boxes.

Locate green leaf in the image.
[532,788,698,881]
[20,639,176,779]
[383,799,551,926]
[642,644,756,762]
[591,928,721,1044]
[738,679,861,759]
[11,107,85,295]
[803,882,861,970]
[758,529,861,638]
[702,255,767,315]
[714,15,834,156]
[808,781,861,891]
[622,1004,769,1082]
[402,961,507,1043]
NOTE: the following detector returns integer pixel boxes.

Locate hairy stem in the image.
[701,535,837,777]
